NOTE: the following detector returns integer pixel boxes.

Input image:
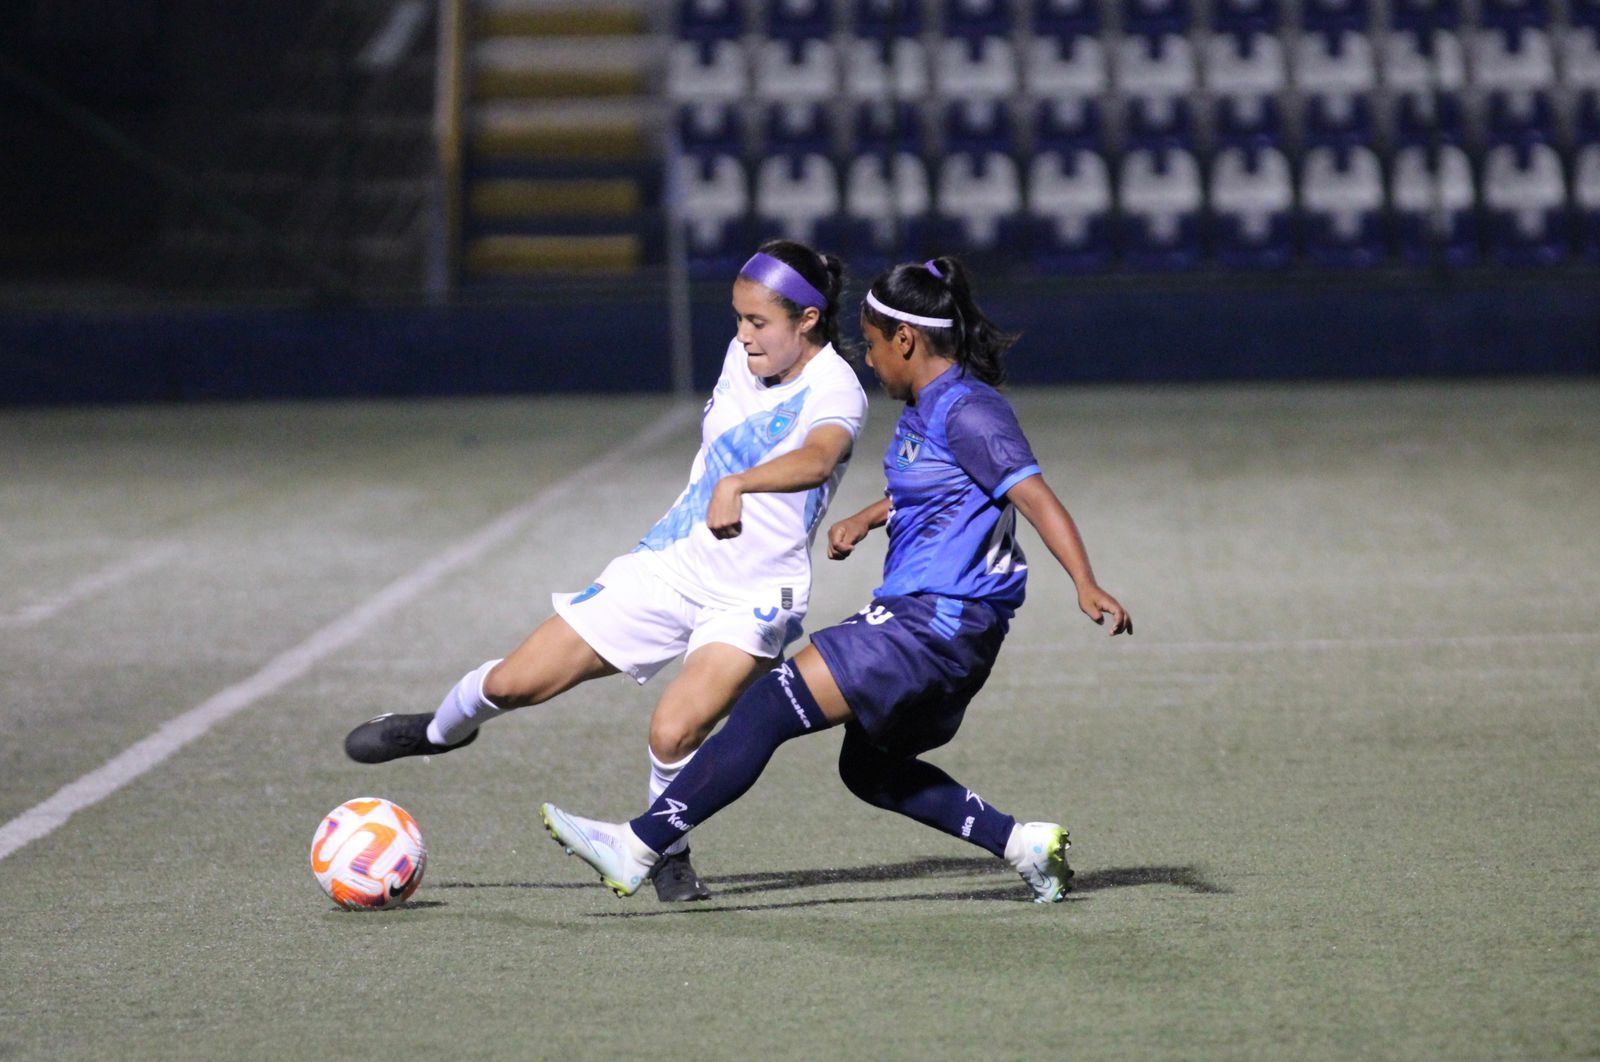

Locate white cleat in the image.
[540,803,659,898]
[1006,821,1073,904]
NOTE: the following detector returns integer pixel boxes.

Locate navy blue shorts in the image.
[809,594,1009,757]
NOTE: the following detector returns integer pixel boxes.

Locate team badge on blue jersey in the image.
[571,582,604,604]
[895,431,924,470]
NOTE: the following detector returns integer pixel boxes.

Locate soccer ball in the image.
[310,797,427,910]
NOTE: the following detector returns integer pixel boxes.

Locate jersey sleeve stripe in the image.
[810,414,864,435]
[991,464,1042,500]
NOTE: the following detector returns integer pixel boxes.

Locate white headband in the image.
[866,290,954,329]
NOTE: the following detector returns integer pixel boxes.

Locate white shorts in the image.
[552,551,805,684]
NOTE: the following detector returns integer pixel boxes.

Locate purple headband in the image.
[924,259,945,279]
[739,252,828,310]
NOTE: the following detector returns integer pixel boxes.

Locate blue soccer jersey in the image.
[877,367,1041,612]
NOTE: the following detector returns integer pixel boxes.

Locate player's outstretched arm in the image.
[1006,474,1132,636]
[827,496,892,559]
[707,424,855,539]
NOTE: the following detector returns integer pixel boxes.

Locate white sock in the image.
[426,659,503,746]
[648,745,695,857]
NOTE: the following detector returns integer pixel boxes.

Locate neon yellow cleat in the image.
[1006,821,1073,903]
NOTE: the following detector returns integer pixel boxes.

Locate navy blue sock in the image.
[836,725,1017,858]
[630,662,830,854]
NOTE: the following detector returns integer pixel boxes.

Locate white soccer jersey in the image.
[635,339,868,612]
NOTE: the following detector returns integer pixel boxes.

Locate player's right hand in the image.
[827,518,868,560]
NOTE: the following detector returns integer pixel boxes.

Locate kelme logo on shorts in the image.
[571,582,604,604]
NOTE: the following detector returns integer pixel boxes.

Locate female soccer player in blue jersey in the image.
[543,256,1131,903]
[344,239,868,902]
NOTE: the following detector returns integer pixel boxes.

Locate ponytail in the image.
[860,256,1018,385]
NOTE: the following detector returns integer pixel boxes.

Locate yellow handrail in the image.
[431,0,467,297]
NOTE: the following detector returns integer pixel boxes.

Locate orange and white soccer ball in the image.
[310,797,426,910]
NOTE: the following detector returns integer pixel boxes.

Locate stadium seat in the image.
[1124,95,1198,149]
[1304,94,1375,147]
[1211,0,1282,33]
[677,153,751,275]
[675,0,744,39]
[1203,32,1287,146]
[1119,146,1204,269]
[942,0,1013,38]
[1391,143,1478,265]
[1116,33,1197,110]
[755,153,841,244]
[1300,0,1371,32]
[1210,144,1295,267]
[765,102,836,156]
[1300,144,1387,266]
[1481,140,1569,264]
[853,100,926,156]
[767,0,836,40]
[676,103,745,157]
[936,151,1024,249]
[1390,0,1461,30]
[1379,29,1466,104]
[1033,0,1101,38]
[855,0,927,38]
[843,37,929,99]
[1295,30,1377,112]
[1575,143,1600,260]
[1470,27,1555,100]
[667,39,748,102]
[1023,33,1108,101]
[942,99,1017,154]
[934,35,1020,100]
[752,38,839,102]
[1033,96,1107,152]
[1026,148,1114,271]
[1121,0,1191,36]
[840,151,932,244]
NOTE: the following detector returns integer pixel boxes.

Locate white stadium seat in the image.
[755,154,840,243]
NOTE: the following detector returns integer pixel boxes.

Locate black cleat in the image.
[650,848,713,902]
[344,712,478,764]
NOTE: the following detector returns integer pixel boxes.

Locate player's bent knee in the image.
[838,732,896,808]
[649,715,713,762]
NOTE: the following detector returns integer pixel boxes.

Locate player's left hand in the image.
[1079,586,1132,636]
[707,477,744,539]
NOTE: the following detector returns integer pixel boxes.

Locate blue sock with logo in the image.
[630,662,831,854]
[837,725,1017,858]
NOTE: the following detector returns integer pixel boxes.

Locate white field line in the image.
[0,542,182,629]
[0,405,696,864]
[1013,631,1600,656]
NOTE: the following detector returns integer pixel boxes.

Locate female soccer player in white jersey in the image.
[541,256,1131,903]
[345,239,869,902]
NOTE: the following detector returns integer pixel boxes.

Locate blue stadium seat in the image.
[1119,146,1205,269]
[1033,0,1101,38]
[935,151,1024,252]
[1204,32,1287,147]
[835,151,933,254]
[942,99,1017,155]
[1575,143,1600,261]
[755,153,841,244]
[1124,96,1198,149]
[1484,89,1557,146]
[1210,145,1295,268]
[764,102,836,156]
[942,0,1013,38]
[1211,0,1282,33]
[1295,30,1377,143]
[1392,92,1466,147]
[677,153,751,276]
[1481,141,1569,264]
[1477,0,1550,29]
[1299,144,1387,267]
[855,0,927,38]
[1212,93,1285,149]
[767,0,836,39]
[1390,144,1478,266]
[1303,94,1375,147]
[1026,148,1115,271]
[675,0,745,40]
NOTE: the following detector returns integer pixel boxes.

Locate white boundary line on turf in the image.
[0,542,182,630]
[0,404,697,864]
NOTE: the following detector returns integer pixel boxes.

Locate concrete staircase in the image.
[461,0,661,280]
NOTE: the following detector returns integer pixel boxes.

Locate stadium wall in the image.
[0,276,1596,404]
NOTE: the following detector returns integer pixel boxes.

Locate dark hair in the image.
[859,256,1018,386]
[753,238,847,350]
